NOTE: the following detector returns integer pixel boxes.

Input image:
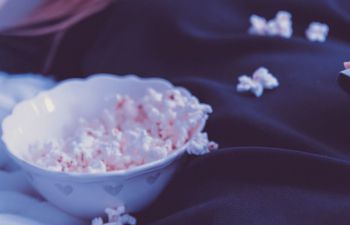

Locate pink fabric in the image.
[4,0,114,36]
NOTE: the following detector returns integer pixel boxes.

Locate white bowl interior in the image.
[2,75,187,163]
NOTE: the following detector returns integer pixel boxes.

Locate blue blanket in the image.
[1,0,350,224]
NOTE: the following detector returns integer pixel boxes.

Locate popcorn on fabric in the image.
[26,88,215,173]
[249,11,293,38]
[305,22,329,42]
[252,67,279,89]
[249,15,268,35]
[92,217,104,225]
[91,206,136,225]
[236,67,279,97]
[237,75,264,97]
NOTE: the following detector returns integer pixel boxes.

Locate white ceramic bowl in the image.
[1,74,207,218]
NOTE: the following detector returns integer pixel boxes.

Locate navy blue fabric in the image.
[3,0,350,224]
[77,1,350,224]
[0,35,50,73]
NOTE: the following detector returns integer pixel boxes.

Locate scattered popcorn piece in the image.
[249,11,293,38]
[249,15,268,35]
[26,88,216,173]
[92,217,104,225]
[305,22,329,42]
[252,67,279,89]
[236,75,264,97]
[236,67,279,97]
[273,11,293,38]
[91,206,136,225]
[106,207,122,223]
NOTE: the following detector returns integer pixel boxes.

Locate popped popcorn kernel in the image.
[26,87,216,173]
[92,217,104,225]
[187,132,219,155]
[236,75,264,97]
[236,67,279,97]
[305,22,329,42]
[249,15,268,35]
[91,206,136,225]
[249,11,293,38]
[252,67,279,89]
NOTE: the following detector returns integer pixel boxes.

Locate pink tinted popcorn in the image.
[26,88,215,173]
[305,22,329,42]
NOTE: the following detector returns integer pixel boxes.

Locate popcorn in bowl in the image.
[25,88,215,173]
[1,75,217,218]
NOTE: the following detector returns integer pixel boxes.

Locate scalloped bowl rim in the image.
[1,74,206,181]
